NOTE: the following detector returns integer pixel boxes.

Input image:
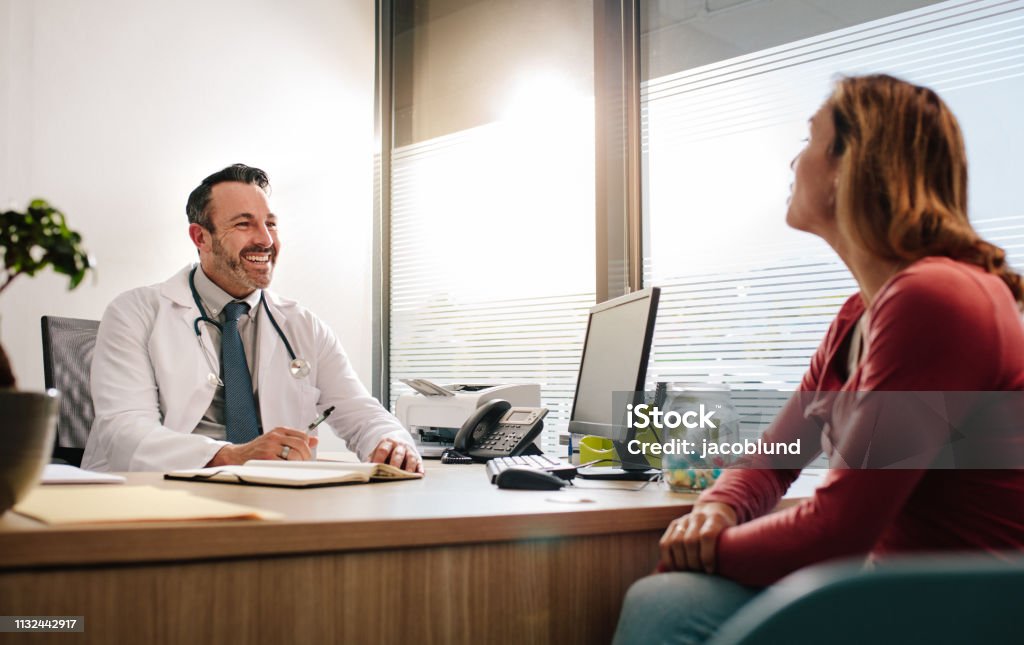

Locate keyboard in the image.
[486,454,577,484]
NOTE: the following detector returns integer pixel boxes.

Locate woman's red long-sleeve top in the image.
[698,257,1024,587]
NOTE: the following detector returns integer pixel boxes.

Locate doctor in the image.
[82,164,421,472]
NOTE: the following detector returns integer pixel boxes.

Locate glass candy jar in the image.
[660,383,740,492]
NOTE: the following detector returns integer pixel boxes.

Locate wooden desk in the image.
[0,464,698,644]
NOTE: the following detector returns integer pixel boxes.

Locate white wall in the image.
[0,0,376,449]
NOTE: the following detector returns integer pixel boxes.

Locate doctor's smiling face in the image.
[188,179,280,298]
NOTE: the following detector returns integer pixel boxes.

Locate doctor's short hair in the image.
[186,163,271,231]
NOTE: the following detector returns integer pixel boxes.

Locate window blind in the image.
[642,0,1024,408]
[389,117,596,453]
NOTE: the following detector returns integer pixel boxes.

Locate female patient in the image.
[614,74,1024,643]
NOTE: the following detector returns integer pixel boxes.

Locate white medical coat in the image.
[82,265,412,471]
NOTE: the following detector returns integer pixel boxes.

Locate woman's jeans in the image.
[612,572,760,645]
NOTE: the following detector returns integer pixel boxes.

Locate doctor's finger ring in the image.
[280,445,292,460]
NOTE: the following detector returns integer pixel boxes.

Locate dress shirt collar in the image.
[193,265,262,320]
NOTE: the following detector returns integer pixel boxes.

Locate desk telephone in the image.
[449,399,548,462]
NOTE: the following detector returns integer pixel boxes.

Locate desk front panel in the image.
[0,531,663,645]
[0,465,695,568]
[0,465,695,644]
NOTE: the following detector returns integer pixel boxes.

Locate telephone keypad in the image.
[463,404,548,461]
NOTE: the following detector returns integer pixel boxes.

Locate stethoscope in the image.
[189,266,311,387]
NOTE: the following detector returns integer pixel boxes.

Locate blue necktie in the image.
[222,301,261,443]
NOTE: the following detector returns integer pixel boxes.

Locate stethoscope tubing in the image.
[188,266,307,382]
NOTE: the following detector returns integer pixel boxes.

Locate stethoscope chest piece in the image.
[207,372,223,387]
[289,359,311,379]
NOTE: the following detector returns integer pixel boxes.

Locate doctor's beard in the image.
[209,236,276,293]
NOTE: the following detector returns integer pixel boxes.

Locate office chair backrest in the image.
[41,315,100,467]
[709,554,1024,645]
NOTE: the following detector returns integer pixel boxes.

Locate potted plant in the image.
[0,199,92,386]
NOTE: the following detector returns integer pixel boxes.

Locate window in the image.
[377,0,1024,450]
[640,0,1024,402]
[384,0,596,452]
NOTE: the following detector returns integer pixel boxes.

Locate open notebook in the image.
[165,460,423,488]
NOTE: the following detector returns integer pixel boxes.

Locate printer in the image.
[395,382,541,457]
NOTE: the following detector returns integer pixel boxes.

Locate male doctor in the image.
[82,164,421,472]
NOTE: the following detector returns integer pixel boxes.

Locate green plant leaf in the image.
[0,199,93,295]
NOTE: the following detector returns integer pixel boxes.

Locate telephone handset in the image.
[453,399,548,462]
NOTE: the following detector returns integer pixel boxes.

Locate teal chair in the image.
[709,554,1024,644]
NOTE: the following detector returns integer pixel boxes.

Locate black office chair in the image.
[41,315,100,467]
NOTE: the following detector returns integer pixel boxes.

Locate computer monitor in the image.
[568,287,660,478]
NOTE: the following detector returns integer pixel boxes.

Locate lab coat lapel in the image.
[257,292,319,432]
[257,293,289,429]
[177,306,218,376]
[166,265,219,377]
[159,265,220,433]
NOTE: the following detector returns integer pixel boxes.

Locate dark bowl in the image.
[0,389,59,515]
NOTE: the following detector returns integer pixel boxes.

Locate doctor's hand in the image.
[370,437,424,474]
[207,428,319,466]
[658,502,738,575]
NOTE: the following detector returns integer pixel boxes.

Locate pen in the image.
[306,406,335,434]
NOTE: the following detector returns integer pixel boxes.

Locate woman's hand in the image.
[658,502,739,574]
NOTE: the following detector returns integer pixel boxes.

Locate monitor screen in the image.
[568,287,660,443]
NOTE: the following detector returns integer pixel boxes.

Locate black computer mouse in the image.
[495,467,566,490]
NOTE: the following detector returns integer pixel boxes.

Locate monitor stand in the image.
[576,466,660,481]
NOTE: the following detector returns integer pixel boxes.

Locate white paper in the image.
[315,450,360,463]
[41,464,126,485]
